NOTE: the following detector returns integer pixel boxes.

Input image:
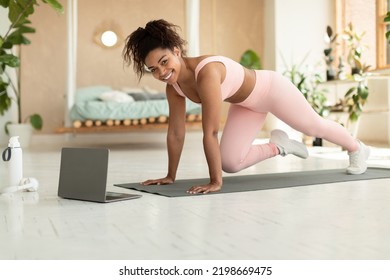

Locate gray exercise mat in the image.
[115,167,390,197]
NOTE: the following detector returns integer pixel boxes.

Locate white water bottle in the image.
[2,136,23,187]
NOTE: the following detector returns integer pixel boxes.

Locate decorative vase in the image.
[6,123,33,148]
[313,137,323,146]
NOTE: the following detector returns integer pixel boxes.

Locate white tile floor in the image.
[1,131,390,260]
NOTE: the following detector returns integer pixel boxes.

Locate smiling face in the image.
[144,47,181,84]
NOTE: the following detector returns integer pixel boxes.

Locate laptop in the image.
[58,147,141,203]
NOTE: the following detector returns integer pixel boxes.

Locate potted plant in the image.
[239,49,262,69]
[343,65,370,127]
[325,69,369,137]
[0,0,63,146]
[340,23,370,135]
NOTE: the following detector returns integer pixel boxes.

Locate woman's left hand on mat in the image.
[141,176,174,186]
[187,182,222,194]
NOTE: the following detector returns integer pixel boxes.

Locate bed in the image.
[56,85,202,133]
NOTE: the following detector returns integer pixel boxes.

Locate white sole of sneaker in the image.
[270,130,308,159]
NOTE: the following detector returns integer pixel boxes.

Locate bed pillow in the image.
[75,86,113,103]
[100,90,135,103]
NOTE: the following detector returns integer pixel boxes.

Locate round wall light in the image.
[100,30,118,47]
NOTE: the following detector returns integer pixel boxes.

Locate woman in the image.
[122,19,370,194]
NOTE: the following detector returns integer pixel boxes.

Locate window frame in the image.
[377,0,390,69]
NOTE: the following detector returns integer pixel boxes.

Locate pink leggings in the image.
[220,70,359,173]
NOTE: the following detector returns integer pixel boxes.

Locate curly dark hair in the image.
[122,19,187,80]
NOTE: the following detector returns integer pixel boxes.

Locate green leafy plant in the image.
[0,0,63,133]
[385,11,390,42]
[342,22,367,75]
[239,49,262,69]
[341,23,370,124]
[344,70,370,123]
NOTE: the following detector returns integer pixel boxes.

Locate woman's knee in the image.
[222,163,242,173]
[221,155,243,173]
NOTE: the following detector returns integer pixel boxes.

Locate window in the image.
[377,0,390,68]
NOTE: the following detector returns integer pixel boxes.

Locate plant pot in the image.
[6,123,33,148]
[326,67,336,81]
[313,137,323,146]
[351,67,360,75]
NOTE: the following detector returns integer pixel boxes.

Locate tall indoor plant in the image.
[0,0,63,143]
[342,22,370,131]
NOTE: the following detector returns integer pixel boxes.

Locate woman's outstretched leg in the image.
[261,71,370,174]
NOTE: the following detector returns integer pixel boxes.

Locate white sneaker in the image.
[270,129,309,159]
[347,141,370,175]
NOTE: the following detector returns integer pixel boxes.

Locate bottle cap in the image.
[8,136,21,148]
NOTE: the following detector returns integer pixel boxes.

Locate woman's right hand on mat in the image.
[141,176,174,186]
[187,182,222,194]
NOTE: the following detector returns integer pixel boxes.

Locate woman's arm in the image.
[187,64,223,194]
[166,85,187,181]
[142,85,186,185]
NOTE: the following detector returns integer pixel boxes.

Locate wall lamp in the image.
[94,21,122,48]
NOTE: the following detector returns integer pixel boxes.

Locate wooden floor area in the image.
[1,131,390,260]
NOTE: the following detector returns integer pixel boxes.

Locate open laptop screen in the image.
[58,147,141,203]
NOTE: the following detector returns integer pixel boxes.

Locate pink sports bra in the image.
[172,56,245,101]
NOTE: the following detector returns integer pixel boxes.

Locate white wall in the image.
[263,0,276,70]
[264,0,334,76]
[262,0,334,136]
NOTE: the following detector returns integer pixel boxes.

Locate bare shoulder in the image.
[166,84,185,103]
[196,62,224,85]
[166,84,176,95]
[166,84,180,97]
